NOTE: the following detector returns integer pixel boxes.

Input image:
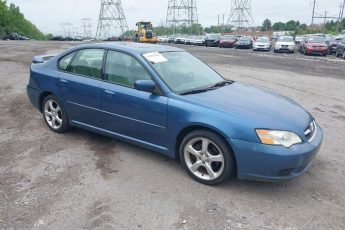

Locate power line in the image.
[96,0,129,39]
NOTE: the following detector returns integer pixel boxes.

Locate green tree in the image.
[0,0,46,39]
[272,22,285,31]
[262,18,272,31]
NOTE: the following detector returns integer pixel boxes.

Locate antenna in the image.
[166,0,198,34]
[82,18,93,39]
[96,0,129,39]
[227,0,254,29]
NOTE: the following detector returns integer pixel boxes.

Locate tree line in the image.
[262,18,345,35]
[0,0,46,40]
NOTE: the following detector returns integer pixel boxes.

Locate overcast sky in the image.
[7,0,344,35]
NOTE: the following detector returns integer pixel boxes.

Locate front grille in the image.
[304,120,316,141]
[282,45,289,48]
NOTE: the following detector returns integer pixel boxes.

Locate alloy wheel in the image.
[184,137,225,180]
[44,99,63,129]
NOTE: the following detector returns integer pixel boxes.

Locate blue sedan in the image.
[27,42,323,185]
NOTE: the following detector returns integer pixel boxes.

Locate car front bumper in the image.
[254,46,270,51]
[305,48,328,55]
[229,124,323,182]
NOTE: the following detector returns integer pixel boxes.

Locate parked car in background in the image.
[184,37,194,45]
[194,36,206,46]
[27,42,323,185]
[295,36,304,44]
[3,32,20,40]
[328,37,342,54]
[235,37,253,49]
[274,36,295,53]
[168,36,175,43]
[174,36,186,44]
[74,36,83,41]
[300,36,328,56]
[253,37,271,52]
[51,36,65,41]
[205,33,221,47]
[219,35,237,48]
[336,37,345,59]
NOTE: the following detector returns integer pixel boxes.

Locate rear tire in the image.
[343,51,345,59]
[180,130,235,185]
[42,95,69,133]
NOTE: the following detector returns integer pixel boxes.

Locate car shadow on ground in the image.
[62,127,301,193]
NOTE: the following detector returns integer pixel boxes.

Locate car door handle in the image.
[60,79,68,84]
[104,90,116,95]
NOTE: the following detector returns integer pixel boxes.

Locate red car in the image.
[219,36,237,48]
[300,36,329,56]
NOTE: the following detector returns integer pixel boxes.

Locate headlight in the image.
[256,129,302,148]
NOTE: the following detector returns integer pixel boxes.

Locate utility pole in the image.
[166,0,198,35]
[96,0,129,39]
[311,0,316,26]
[323,11,327,36]
[337,0,345,33]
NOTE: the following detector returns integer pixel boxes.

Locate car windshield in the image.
[222,36,234,40]
[207,34,219,39]
[278,37,294,42]
[306,37,325,43]
[239,38,250,42]
[145,52,225,94]
[256,37,269,43]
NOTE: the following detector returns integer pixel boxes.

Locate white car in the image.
[274,36,295,53]
[253,37,271,51]
[194,36,206,46]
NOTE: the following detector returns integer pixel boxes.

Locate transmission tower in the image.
[227,0,254,29]
[61,23,72,37]
[96,0,129,39]
[166,0,198,34]
[82,18,93,38]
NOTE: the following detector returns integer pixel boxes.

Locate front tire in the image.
[42,95,69,133]
[180,130,235,185]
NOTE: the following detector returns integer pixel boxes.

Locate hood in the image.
[221,40,236,43]
[237,40,251,44]
[254,42,269,46]
[183,83,311,136]
[305,42,327,46]
[276,41,294,46]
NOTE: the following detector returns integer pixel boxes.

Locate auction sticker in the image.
[143,52,168,64]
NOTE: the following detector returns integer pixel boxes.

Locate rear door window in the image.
[59,52,76,71]
[68,49,105,79]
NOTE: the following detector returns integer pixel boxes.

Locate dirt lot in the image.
[0,41,345,230]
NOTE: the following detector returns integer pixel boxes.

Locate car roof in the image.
[72,42,184,54]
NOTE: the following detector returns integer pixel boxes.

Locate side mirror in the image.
[134,80,156,93]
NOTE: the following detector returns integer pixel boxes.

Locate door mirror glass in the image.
[134,80,156,93]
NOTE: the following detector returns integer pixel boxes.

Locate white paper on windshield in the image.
[143,52,168,64]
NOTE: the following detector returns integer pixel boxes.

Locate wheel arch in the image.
[38,91,54,112]
[175,125,238,174]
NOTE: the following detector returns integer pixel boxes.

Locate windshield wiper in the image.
[180,80,234,96]
[180,88,211,95]
[208,80,234,89]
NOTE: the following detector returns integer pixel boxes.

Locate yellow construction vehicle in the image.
[134,21,158,44]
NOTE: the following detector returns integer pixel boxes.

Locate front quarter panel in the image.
[166,94,259,155]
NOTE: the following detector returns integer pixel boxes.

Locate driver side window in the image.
[105,51,151,88]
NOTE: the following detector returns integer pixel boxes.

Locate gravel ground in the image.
[0,41,345,230]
